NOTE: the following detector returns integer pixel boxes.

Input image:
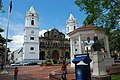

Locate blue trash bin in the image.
[72,54,91,80]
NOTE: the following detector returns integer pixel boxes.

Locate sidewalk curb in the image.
[0,70,9,74]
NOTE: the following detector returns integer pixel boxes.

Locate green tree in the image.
[0,27,12,44]
[0,27,6,44]
[0,0,5,13]
[75,0,120,33]
[109,29,120,53]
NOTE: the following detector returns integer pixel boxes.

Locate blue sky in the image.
[0,0,86,51]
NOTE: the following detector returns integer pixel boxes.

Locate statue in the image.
[92,36,101,51]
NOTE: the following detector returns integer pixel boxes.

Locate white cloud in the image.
[8,35,24,52]
[39,29,47,37]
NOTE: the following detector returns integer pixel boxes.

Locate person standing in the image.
[1,61,4,71]
[61,60,68,80]
[14,67,18,80]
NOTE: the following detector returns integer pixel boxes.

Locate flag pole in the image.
[4,0,12,67]
[4,7,10,68]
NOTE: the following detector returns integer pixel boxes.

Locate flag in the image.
[9,0,12,13]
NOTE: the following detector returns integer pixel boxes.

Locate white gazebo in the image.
[67,25,114,67]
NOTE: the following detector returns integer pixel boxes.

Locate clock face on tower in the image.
[31,31,34,34]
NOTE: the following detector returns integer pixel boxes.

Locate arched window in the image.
[67,27,69,32]
[32,14,34,16]
[31,20,34,25]
[74,26,76,30]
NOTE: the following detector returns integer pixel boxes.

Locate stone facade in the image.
[39,28,70,63]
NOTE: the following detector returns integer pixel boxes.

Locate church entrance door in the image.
[40,51,45,60]
[52,50,59,64]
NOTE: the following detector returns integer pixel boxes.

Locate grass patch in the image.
[111,74,120,80]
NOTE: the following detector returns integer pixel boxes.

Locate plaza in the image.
[0,65,75,80]
[0,64,120,80]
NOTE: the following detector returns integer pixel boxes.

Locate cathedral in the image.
[39,28,70,63]
[11,6,78,64]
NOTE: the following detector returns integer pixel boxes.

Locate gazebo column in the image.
[82,41,85,53]
[78,34,82,54]
[104,36,110,58]
[70,38,75,67]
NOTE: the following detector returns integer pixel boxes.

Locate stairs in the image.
[107,63,120,74]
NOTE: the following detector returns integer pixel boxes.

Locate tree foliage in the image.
[109,29,120,52]
[0,27,4,32]
[75,0,120,31]
[0,0,4,13]
[0,28,12,44]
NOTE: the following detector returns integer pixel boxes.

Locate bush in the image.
[27,62,38,66]
[44,60,52,65]
[57,60,61,64]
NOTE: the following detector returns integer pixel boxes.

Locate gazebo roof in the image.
[80,25,96,29]
[67,25,106,41]
[68,25,104,35]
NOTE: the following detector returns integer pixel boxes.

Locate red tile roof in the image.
[80,25,96,29]
[67,25,105,36]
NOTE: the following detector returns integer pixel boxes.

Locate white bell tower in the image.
[23,6,39,62]
[66,13,78,34]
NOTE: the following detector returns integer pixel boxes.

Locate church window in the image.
[30,47,34,50]
[67,27,69,32]
[74,26,76,30]
[54,35,57,38]
[75,41,77,44]
[32,14,34,16]
[31,20,34,25]
[31,31,34,34]
[75,49,77,51]
[30,37,34,40]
